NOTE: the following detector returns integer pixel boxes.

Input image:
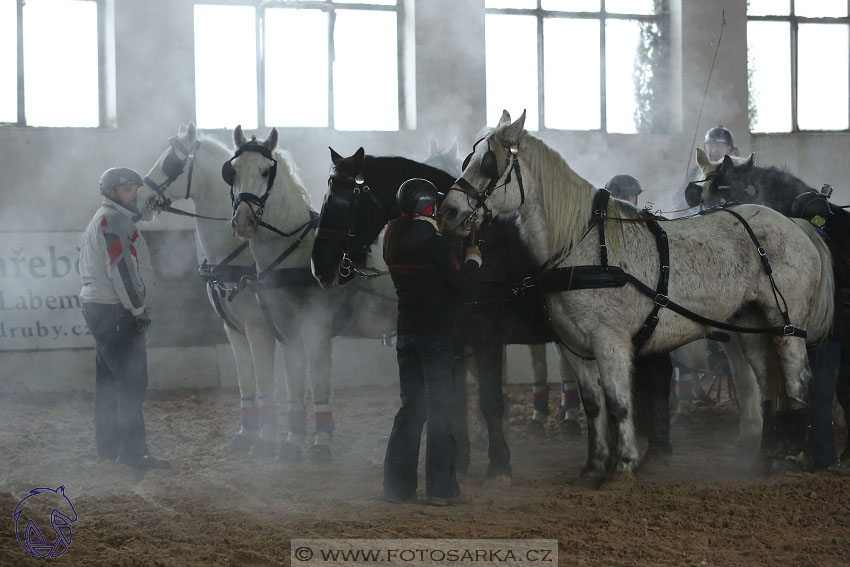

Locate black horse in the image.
[312,147,556,479]
[699,154,850,462]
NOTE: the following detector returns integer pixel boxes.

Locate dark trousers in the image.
[384,333,459,499]
[808,339,840,468]
[82,302,149,460]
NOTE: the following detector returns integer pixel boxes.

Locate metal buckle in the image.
[655,294,669,307]
[783,324,795,336]
[757,247,766,257]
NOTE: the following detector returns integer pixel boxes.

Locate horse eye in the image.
[262,169,269,178]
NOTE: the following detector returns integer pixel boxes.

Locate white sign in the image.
[0,232,93,351]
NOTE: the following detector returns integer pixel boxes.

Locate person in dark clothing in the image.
[79,167,169,472]
[382,178,482,506]
[605,174,673,460]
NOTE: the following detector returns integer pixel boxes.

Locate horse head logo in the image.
[13,486,78,558]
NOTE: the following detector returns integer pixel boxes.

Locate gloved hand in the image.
[134,315,151,334]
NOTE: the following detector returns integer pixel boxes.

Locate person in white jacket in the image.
[79,167,168,471]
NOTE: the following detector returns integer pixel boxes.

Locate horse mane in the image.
[271,147,312,210]
[520,133,640,255]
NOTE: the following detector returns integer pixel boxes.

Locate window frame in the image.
[748,3,850,133]
[7,0,111,128]
[194,0,409,130]
[484,0,670,133]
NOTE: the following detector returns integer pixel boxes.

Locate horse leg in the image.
[774,336,813,456]
[280,334,308,463]
[559,347,607,484]
[527,344,548,432]
[224,324,258,453]
[241,320,277,459]
[556,350,583,435]
[304,324,334,457]
[464,347,488,450]
[837,355,850,461]
[723,334,763,449]
[635,353,673,465]
[593,344,638,481]
[476,341,512,480]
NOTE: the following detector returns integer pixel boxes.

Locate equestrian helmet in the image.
[397,178,440,218]
[604,174,643,199]
[99,167,143,195]
[704,125,734,148]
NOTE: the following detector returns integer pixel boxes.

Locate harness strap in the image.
[631,216,671,350]
[591,189,610,269]
[198,241,253,334]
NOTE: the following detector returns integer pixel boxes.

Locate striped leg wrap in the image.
[314,401,335,435]
[561,380,580,410]
[532,381,549,414]
[257,396,277,428]
[240,397,259,432]
[287,401,307,437]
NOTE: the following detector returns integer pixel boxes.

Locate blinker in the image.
[684,182,703,207]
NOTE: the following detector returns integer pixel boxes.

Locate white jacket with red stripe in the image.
[79,198,155,316]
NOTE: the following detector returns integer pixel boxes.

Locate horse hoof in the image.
[251,438,276,459]
[603,469,636,489]
[554,406,567,421]
[228,433,254,453]
[486,462,513,480]
[278,441,303,463]
[524,419,545,436]
[559,419,583,437]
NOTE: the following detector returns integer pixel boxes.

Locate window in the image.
[194,0,408,131]
[485,0,670,133]
[1,0,108,128]
[747,0,849,133]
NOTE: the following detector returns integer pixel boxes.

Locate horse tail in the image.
[792,219,835,344]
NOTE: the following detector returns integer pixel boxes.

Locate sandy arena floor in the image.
[0,383,848,567]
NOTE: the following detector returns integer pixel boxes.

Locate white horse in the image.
[440,110,834,484]
[424,137,584,433]
[227,126,398,461]
[139,123,302,458]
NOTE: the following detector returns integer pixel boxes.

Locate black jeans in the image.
[384,333,459,499]
[82,302,149,461]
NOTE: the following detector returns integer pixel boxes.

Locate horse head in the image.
[312,147,388,287]
[690,148,756,208]
[423,137,461,178]
[441,110,527,236]
[227,125,279,239]
[140,122,201,220]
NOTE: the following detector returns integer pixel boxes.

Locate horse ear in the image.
[695,148,711,171]
[177,123,187,137]
[429,137,440,154]
[449,137,459,157]
[234,125,247,148]
[721,154,735,171]
[264,128,278,151]
[354,147,366,169]
[497,110,512,128]
[329,147,343,164]
[744,152,756,169]
[186,122,197,143]
[501,109,526,147]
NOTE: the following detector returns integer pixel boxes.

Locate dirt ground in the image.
[0,383,848,567]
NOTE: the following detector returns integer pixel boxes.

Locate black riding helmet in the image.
[397,178,440,218]
[604,174,643,199]
[99,167,142,195]
[704,125,734,148]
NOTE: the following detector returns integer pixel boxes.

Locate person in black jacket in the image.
[382,178,482,506]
